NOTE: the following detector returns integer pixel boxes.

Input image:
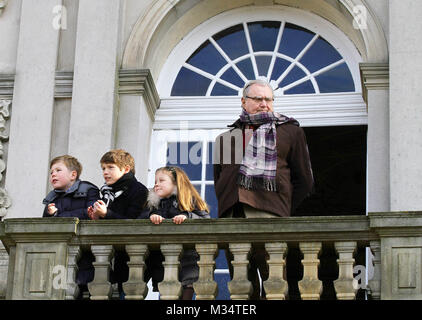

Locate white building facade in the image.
[0,0,421,300]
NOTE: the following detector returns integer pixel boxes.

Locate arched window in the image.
[171,21,355,97]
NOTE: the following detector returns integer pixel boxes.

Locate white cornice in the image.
[359,63,389,104]
[154,93,368,129]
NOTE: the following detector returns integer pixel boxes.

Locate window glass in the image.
[278,23,315,58]
[166,142,202,181]
[213,24,249,60]
[316,62,355,93]
[299,37,343,73]
[247,21,281,52]
[186,40,227,75]
[171,20,355,97]
[171,67,211,96]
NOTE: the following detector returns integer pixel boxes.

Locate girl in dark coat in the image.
[140,166,210,300]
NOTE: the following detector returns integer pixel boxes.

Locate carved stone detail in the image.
[0,99,11,218]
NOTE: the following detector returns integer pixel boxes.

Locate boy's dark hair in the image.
[50,155,82,180]
[100,149,135,174]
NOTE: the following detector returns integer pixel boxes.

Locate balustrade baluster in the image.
[334,241,357,300]
[227,243,252,300]
[158,244,182,300]
[123,244,149,300]
[263,242,288,300]
[368,240,381,299]
[193,243,218,300]
[65,245,81,300]
[88,245,114,300]
[298,242,322,300]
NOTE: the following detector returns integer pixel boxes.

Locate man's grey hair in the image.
[242,79,274,98]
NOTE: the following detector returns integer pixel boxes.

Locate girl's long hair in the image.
[156,166,209,213]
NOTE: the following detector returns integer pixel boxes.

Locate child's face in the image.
[154,171,175,198]
[50,161,77,190]
[101,163,129,185]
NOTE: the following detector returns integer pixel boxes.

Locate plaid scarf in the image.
[237,109,299,192]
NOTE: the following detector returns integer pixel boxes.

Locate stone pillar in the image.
[368,240,381,300]
[65,245,81,300]
[5,0,62,218]
[68,0,123,186]
[334,241,357,300]
[263,242,288,300]
[122,244,149,300]
[360,63,390,212]
[193,243,218,300]
[298,242,322,300]
[117,70,160,183]
[389,0,422,211]
[88,245,114,300]
[227,243,252,300]
[158,244,182,300]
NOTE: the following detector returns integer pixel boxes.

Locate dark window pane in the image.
[213,24,249,60]
[255,55,272,77]
[205,185,218,219]
[285,80,315,95]
[248,21,281,52]
[300,37,343,73]
[279,23,315,58]
[236,58,255,80]
[187,40,227,75]
[166,142,202,181]
[316,63,355,93]
[279,65,306,88]
[220,67,245,88]
[171,67,211,96]
[215,271,231,300]
[211,83,238,96]
[270,58,290,81]
[206,142,214,181]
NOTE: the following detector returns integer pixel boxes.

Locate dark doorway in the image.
[295,125,367,216]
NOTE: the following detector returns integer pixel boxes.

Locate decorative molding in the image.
[154,93,368,129]
[119,69,161,120]
[0,74,14,99]
[0,99,11,218]
[0,0,7,16]
[360,63,389,104]
[55,72,74,98]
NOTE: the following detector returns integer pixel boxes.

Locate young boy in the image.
[88,149,148,297]
[43,155,99,298]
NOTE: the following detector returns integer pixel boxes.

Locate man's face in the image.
[241,84,274,114]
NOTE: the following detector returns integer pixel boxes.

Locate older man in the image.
[213,79,314,298]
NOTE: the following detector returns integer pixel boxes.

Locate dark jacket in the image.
[101,173,148,220]
[42,180,99,219]
[100,172,148,286]
[214,119,314,217]
[140,191,210,290]
[42,180,99,286]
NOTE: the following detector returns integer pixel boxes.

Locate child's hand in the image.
[87,206,99,220]
[172,214,187,225]
[150,214,163,225]
[47,203,58,216]
[92,200,107,218]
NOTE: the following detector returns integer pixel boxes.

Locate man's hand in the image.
[150,214,164,225]
[47,203,58,216]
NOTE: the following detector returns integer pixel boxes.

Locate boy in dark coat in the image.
[88,149,148,298]
[43,155,99,298]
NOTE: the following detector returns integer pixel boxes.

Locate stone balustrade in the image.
[1,212,422,300]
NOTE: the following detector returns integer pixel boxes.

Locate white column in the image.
[69,0,122,186]
[5,0,62,218]
[117,70,159,183]
[360,63,389,212]
[389,0,422,211]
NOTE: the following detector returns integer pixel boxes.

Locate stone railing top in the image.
[2,212,422,252]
